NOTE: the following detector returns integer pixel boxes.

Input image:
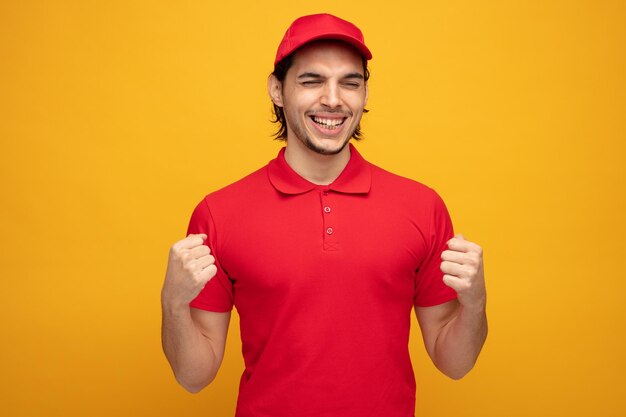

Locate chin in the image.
[304,137,351,155]
[302,125,355,156]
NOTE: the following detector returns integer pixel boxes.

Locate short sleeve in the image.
[186,197,234,312]
[414,190,458,307]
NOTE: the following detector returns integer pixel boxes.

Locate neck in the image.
[283,140,351,185]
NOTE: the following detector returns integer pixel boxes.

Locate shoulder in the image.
[368,161,444,207]
[188,164,273,235]
[203,164,271,206]
[188,163,270,221]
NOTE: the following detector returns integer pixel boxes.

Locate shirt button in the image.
[326,227,334,235]
[324,206,331,213]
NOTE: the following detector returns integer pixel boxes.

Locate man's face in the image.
[273,41,368,155]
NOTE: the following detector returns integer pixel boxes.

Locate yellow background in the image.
[1,1,625,416]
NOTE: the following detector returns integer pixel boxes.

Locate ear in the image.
[268,74,284,107]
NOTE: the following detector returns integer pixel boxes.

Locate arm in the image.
[415,235,488,379]
[161,234,230,392]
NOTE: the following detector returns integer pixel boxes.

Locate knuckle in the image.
[191,273,206,287]
[207,265,218,278]
[183,259,196,273]
[193,271,205,283]
[170,242,181,254]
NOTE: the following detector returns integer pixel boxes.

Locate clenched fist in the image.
[161,233,217,309]
[440,234,486,311]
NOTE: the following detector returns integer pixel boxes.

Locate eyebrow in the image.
[296,72,364,80]
[297,72,322,79]
[343,72,365,80]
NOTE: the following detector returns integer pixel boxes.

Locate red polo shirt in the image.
[187,143,457,417]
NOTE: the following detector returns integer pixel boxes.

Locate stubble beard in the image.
[288,112,359,156]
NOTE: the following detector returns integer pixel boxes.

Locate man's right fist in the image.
[161,233,218,309]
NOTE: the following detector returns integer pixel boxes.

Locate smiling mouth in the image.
[309,115,347,130]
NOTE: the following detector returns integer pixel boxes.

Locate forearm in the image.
[434,304,487,379]
[161,303,218,392]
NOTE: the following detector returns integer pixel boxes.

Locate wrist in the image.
[161,294,192,316]
[459,297,487,315]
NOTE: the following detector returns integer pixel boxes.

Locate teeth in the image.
[312,116,344,128]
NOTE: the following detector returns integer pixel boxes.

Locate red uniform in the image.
[187,144,457,417]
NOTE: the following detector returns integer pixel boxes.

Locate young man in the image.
[162,13,487,417]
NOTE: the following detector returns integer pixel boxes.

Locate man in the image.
[161,13,487,417]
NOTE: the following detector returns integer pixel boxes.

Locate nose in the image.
[320,82,340,108]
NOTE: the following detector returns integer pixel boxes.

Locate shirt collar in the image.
[268,143,372,195]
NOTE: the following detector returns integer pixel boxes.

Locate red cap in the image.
[274,13,372,66]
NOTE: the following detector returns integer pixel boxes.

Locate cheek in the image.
[348,98,367,117]
[347,90,367,107]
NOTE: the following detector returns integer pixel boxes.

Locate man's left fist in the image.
[441,234,486,311]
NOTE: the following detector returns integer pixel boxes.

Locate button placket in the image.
[320,190,338,251]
